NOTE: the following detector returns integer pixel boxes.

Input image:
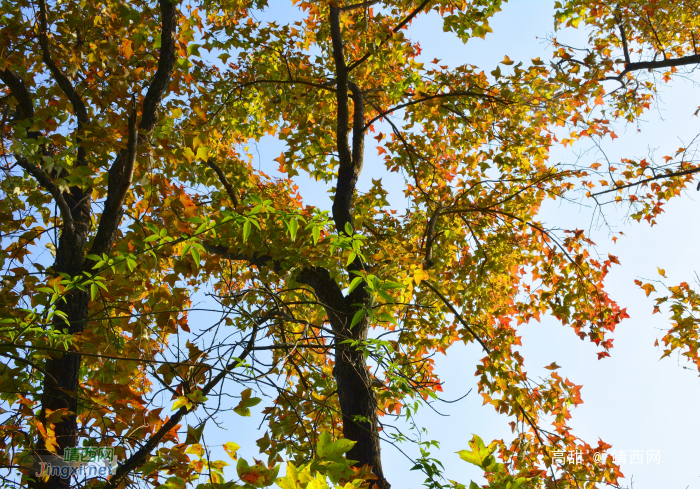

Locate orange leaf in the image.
[121,40,133,60]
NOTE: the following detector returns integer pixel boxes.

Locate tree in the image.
[552,0,700,375]
[1,1,647,489]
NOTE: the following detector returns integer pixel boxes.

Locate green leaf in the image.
[185,422,206,445]
[186,389,208,404]
[378,312,396,324]
[175,57,192,70]
[186,43,202,57]
[191,247,200,267]
[312,225,320,245]
[349,309,365,329]
[346,252,357,266]
[237,458,280,488]
[256,431,271,453]
[288,217,298,241]
[234,388,261,416]
[377,289,394,304]
[457,435,498,468]
[243,220,251,242]
[347,277,363,294]
[316,432,356,461]
[90,283,98,301]
[172,396,192,411]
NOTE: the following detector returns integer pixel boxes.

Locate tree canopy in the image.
[1,1,699,489]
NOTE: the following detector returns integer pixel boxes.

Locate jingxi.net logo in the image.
[34,447,117,479]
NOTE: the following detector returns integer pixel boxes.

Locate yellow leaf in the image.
[195,146,210,161]
[183,147,195,164]
[223,441,240,460]
[413,267,429,285]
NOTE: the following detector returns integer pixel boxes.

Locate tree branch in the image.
[89,0,177,258]
[423,206,442,269]
[623,54,700,73]
[15,157,74,233]
[0,68,75,233]
[202,243,282,272]
[297,266,349,332]
[591,166,700,196]
[109,96,138,211]
[340,0,380,12]
[348,82,365,172]
[0,69,34,122]
[422,280,490,354]
[139,0,177,134]
[364,90,504,130]
[347,0,432,72]
[37,0,89,125]
[329,5,355,234]
[104,327,259,489]
[204,159,240,207]
[614,13,631,65]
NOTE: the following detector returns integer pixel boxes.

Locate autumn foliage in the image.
[1,1,697,489]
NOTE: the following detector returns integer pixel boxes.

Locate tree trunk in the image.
[33,188,91,489]
[297,268,389,488]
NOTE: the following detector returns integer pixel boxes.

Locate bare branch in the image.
[205,159,240,207]
[340,0,380,12]
[422,280,490,353]
[15,157,74,233]
[591,166,700,196]
[364,90,506,130]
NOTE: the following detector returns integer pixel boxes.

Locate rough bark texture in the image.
[296,268,387,488]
